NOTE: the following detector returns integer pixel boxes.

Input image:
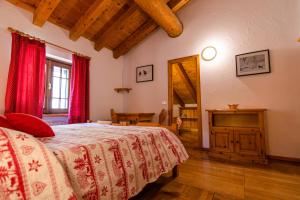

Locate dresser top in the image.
[206,108,267,112]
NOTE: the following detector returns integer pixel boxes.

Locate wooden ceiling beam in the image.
[134,0,182,37]
[94,5,146,51]
[6,0,191,58]
[69,0,127,41]
[6,0,35,12]
[33,0,61,26]
[113,0,190,58]
[176,63,197,102]
[173,90,185,107]
[113,19,157,58]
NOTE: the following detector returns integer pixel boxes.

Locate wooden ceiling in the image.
[172,60,197,106]
[6,0,190,58]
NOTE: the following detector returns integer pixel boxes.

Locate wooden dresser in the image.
[206,109,267,164]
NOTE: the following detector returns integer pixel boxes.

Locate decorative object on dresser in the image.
[206,108,267,164]
[236,49,270,77]
[136,64,153,83]
[228,104,239,110]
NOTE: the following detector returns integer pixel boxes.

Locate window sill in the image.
[43,113,68,117]
[43,114,68,126]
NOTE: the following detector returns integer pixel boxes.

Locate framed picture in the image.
[236,49,270,77]
[136,65,153,83]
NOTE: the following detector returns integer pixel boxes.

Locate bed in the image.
[36,123,189,200]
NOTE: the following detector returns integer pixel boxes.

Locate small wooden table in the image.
[111,109,155,125]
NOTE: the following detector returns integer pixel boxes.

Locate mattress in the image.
[38,123,189,200]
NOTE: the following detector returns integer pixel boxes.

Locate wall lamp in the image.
[201,46,217,61]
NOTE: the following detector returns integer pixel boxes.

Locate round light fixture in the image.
[201,46,217,61]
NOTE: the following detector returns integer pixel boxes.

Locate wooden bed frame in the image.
[172,165,179,178]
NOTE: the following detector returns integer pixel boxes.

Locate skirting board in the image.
[267,155,300,163]
[201,148,300,163]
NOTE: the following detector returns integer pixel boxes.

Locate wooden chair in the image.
[136,109,178,134]
[158,108,167,125]
[110,109,118,123]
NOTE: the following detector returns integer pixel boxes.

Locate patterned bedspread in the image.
[38,123,188,200]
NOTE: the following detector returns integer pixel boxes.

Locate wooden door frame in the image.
[168,54,203,148]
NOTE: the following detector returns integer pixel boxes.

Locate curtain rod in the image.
[7,27,91,60]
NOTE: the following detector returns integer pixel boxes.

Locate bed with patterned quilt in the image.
[0,123,188,200]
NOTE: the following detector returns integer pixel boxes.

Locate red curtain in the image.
[5,33,46,118]
[68,54,90,124]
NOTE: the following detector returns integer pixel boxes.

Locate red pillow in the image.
[0,115,13,129]
[6,113,55,137]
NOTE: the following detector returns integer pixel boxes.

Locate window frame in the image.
[44,58,71,114]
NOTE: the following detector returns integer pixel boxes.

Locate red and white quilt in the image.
[39,123,189,200]
[0,128,76,200]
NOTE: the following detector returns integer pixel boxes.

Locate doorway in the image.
[168,55,202,149]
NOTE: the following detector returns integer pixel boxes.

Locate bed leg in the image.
[172,165,179,178]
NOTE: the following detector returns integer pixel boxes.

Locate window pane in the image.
[62,68,69,78]
[60,99,68,109]
[61,79,68,98]
[52,77,60,98]
[53,66,61,77]
[45,60,71,113]
[52,98,59,109]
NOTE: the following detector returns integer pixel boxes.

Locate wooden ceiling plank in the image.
[113,0,190,58]
[6,0,35,12]
[33,0,61,26]
[176,63,197,102]
[69,0,127,41]
[168,0,190,12]
[174,90,185,107]
[94,5,145,51]
[134,0,182,37]
[113,19,157,58]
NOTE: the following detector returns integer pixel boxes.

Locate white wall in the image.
[123,0,300,158]
[0,1,124,120]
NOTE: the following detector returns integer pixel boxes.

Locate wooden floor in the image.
[178,130,200,149]
[132,148,300,200]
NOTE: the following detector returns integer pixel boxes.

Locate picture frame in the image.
[236,49,270,77]
[136,65,153,83]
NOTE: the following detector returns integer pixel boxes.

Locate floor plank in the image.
[131,149,300,200]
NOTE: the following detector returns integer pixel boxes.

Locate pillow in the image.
[6,113,55,137]
[0,128,76,199]
[0,115,13,129]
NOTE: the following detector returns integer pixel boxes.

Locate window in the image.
[44,59,71,114]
